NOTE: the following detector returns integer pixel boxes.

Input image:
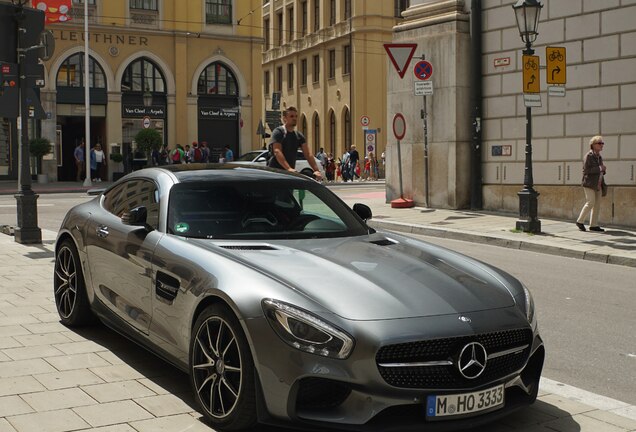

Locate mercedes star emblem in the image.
[458,342,488,379]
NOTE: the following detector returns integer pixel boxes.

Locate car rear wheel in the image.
[54,240,94,326]
[190,304,257,430]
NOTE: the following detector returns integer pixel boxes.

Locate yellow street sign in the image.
[523,55,540,93]
[546,46,566,85]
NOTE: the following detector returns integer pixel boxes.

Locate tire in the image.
[53,239,94,326]
[190,304,257,431]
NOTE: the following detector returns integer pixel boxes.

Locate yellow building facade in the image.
[29,0,263,181]
[261,0,405,161]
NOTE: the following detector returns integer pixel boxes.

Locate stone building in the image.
[0,0,263,181]
[387,0,636,227]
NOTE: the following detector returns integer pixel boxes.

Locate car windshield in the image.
[167,180,368,240]
[235,151,265,162]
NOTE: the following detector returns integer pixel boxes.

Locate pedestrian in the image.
[90,143,106,182]
[316,147,327,168]
[74,139,85,182]
[185,144,192,163]
[170,144,185,164]
[200,141,210,163]
[348,144,360,181]
[224,144,234,162]
[325,153,335,182]
[576,135,607,232]
[268,106,323,180]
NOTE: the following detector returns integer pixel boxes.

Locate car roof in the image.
[145,163,312,183]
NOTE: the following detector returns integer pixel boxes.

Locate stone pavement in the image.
[0,224,635,430]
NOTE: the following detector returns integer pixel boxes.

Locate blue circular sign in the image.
[414,60,433,81]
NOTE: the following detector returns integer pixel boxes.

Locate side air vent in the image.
[370,238,397,246]
[220,245,277,251]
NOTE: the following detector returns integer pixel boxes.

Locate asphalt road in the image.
[1,187,634,406]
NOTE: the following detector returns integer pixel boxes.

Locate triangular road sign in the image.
[384,43,417,79]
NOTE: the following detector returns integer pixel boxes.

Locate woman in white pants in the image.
[576,136,607,232]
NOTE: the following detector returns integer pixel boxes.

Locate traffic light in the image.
[0,3,47,119]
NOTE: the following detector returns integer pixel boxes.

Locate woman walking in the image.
[576,136,607,232]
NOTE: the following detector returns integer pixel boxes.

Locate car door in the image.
[86,179,162,334]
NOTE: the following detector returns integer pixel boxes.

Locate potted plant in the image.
[110,152,125,181]
[133,128,162,170]
[29,137,52,183]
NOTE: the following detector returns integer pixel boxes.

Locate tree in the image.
[29,137,52,174]
[133,128,162,156]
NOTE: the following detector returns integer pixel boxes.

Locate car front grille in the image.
[376,328,533,389]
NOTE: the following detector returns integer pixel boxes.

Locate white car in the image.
[233,150,325,179]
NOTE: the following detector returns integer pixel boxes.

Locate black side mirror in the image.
[121,206,153,231]
[353,203,372,222]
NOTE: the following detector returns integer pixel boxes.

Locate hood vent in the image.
[370,238,397,246]
[220,245,277,251]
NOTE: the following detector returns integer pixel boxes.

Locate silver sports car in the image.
[54,164,544,431]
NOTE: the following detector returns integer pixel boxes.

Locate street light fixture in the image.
[512,0,543,234]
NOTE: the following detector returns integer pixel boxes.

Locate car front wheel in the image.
[54,239,94,326]
[190,304,257,431]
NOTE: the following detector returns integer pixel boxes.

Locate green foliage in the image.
[29,137,52,159]
[110,153,124,163]
[133,128,162,154]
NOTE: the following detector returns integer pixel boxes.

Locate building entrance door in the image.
[57,116,106,181]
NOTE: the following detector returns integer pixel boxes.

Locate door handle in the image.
[96,225,109,238]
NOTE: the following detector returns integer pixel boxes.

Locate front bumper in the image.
[243,308,545,431]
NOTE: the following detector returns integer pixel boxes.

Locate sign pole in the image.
[420,54,430,208]
[83,0,92,186]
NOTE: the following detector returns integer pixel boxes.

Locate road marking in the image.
[0,204,54,207]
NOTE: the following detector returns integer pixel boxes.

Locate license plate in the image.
[426,384,504,418]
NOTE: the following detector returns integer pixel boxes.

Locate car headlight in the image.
[262,299,354,359]
[523,285,536,327]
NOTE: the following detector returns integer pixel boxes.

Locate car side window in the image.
[103,180,160,230]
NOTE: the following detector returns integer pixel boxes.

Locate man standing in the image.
[74,140,85,182]
[268,106,323,180]
[348,144,360,181]
[316,147,327,168]
[224,144,234,162]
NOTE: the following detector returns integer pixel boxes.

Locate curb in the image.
[368,219,636,268]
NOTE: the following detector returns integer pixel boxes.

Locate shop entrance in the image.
[57,116,106,181]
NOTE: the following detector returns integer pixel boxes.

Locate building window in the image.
[276,66,283,91]
[277,13,283,45]
[264,70,270,95]
[301,58,307,86]
[121,57,165,93]
[344,107,351,150]
[328,49,335,79]
[301,115,307,135]
[329,0,336,25]
[264,18,270,49]
[343,44,351,75]
[130,0,157,10]
[287,63,294,89]
[57,53,106,88]
[313,114,320,151]
[395,0,409,18]
[344,0,351,19]
[197,62,238,95]
[313,0,320,32]
[288,7,294,42]
[301,1,307,35]
[205,0,232,24]
[313,55,320,83]
[329,110,336,154]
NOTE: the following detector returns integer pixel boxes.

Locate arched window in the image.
[343,107,351,150]
[56,53,106,89]
[300,114,307,135]
[197,61,238,95]
[313,114,320,152]
[121,57,166,93]
[329,110,336,154]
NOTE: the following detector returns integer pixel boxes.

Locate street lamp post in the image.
[513,0,542,234]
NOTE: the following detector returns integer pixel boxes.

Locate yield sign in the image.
[384,43,417,79]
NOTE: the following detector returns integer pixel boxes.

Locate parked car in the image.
[233,149,325,179]
[54,165,544,431]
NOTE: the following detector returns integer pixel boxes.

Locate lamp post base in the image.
[14,192,42,244]
[516,188,541,233]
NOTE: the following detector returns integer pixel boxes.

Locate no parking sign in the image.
[364,129,377,156]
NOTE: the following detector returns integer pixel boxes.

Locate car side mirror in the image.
[353,203,372,222]
[121,206,153,231]
[256,156,267,162]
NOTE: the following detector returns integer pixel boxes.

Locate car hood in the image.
[193,235,517,321]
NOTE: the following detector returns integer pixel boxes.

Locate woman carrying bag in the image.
[576,136,607,232]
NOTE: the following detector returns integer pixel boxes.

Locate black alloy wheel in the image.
[53,240,94,326]
[190,304,257,430]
